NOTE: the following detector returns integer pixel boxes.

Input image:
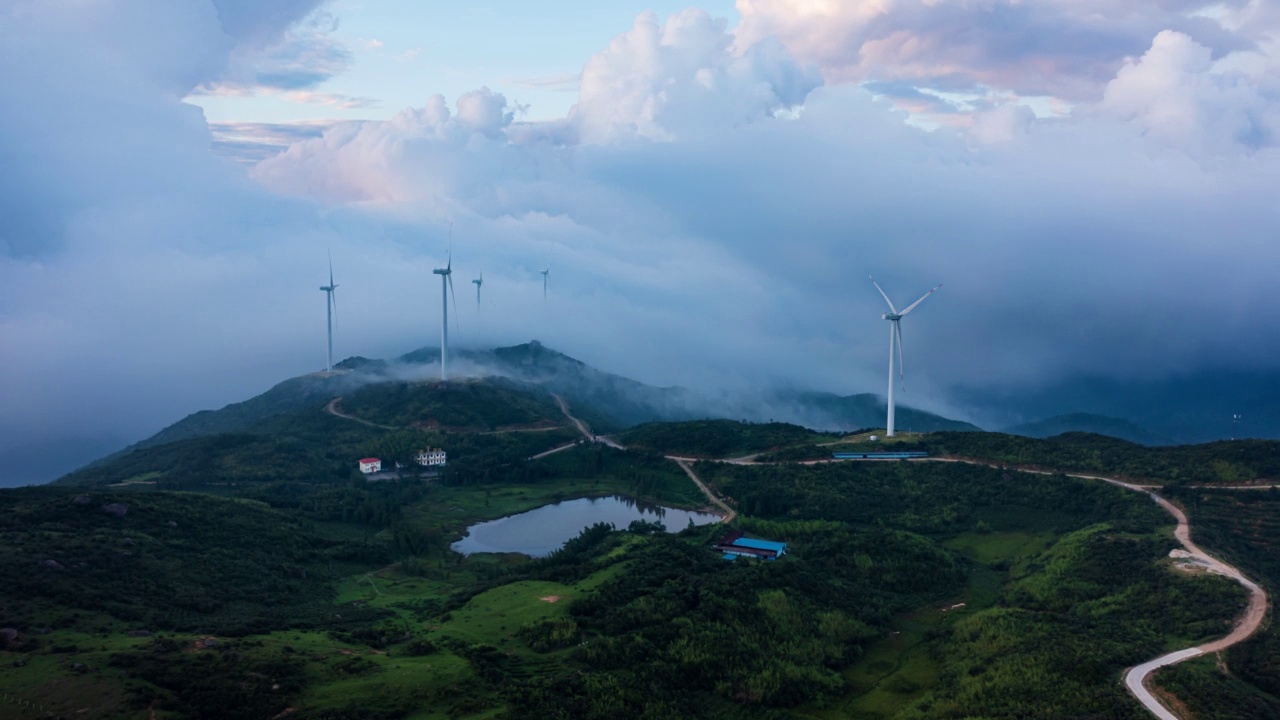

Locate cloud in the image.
[208,120,337,163]
[734,0,1260,102]
[566,9,821,143]
[197,8,353,95]
[4,3,1280,488]
[507,73,582,92]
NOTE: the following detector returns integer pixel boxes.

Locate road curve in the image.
[925,458,1268,720]
[325,397,396,430]
[547,397,735,523]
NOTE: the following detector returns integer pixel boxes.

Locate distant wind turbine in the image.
[319,253,338,373]
[472,272,483,306]
[540,267,549,299]
[433,248,458,381]
[869,275,942,438]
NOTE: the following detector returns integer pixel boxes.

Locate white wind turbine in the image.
[433,250,458,381]
[869,274,942,437]
[472,272,483,306]
[540,267,549,299]
[319,253,338,373]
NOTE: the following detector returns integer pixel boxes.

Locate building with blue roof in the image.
[713,530,787,560]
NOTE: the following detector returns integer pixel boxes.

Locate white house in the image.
[359,458,382,474]
[415,448,447,467]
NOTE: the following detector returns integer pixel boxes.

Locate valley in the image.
[3,347,1280,719]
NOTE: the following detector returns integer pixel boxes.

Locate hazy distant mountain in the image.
[958,370,1280,444]
[1003,413,1168,446]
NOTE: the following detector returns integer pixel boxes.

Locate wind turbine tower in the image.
[473,272,483,305]
[540,267,549,299]
[319,255,338,373]
[433,253,456,381]
[869,275,942,437]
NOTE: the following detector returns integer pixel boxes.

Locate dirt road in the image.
[325,398,396,430]
[923,457,1268,720]
[672,458,736,524]
[551,393,594,441]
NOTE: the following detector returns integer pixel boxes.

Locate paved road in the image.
[527,442,579,460]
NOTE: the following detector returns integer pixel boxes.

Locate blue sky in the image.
[193,0,739,124]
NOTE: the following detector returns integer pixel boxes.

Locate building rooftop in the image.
[729,537,787,554]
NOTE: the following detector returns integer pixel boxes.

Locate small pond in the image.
[451,495,722,557]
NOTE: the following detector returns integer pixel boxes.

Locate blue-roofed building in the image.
[714,531,787,560]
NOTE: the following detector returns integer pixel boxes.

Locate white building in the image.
[415,448,447,467]
[359,458,382,474]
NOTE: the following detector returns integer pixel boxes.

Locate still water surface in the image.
[451,495,721,557]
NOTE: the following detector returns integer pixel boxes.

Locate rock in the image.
[0,628,17,649]
[11,659,26,668]
[41,559,65,571]
[72,495,91,506]
[101,503,128,518]
[71,662,87,674]
[166,521,177,528]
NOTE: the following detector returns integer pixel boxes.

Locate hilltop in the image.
[95,341,975,470]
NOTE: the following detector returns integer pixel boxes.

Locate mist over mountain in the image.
[70,341,970,479]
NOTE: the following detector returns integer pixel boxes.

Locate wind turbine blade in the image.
[331,287,337,320]
[895,321,905,391]
[899,283,943,316]
[328,250,334,287]
[449,274,459,332]
[869,275,898,314]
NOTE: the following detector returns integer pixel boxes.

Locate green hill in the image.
[338,377,563,431]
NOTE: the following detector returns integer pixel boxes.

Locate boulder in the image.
[41,559,65,571]
[0,628,17,649]
[72,495,91,506]
[101,503,128,518]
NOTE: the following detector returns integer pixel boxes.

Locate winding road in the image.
[918,458,1270,720]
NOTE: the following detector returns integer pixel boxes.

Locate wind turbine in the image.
[433,250,457,381]
[869,275,942,438]
[319,253,338,373]
[540,267,549,299]
[472,272,483,306]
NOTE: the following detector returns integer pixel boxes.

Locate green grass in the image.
[942,531,1054,565]
[432,580,576,648]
